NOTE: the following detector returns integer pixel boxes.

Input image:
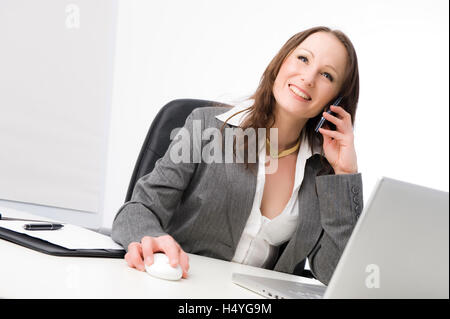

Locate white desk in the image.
[0,230,323,299]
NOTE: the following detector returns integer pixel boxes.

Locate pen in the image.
[23,223,64,231]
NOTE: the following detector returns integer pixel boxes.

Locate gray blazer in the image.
[111,106,364,285]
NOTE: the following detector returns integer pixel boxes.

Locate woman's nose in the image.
[300,69,315,87]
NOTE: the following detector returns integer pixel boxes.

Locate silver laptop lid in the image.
[325,177,449,298]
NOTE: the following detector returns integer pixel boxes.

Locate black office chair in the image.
[125,98,230,202]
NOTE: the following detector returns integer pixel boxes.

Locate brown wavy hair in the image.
[220,26,360,175]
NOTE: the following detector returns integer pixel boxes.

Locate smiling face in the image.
[272,31,349,120]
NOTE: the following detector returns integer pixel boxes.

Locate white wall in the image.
[101,0,449,229]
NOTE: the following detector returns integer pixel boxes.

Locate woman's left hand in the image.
[318,105,358,175]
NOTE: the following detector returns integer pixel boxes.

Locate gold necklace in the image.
[266,137,300,159]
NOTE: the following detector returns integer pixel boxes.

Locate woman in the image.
[112,26,363,285]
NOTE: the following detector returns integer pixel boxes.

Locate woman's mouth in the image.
[288,84,312,101]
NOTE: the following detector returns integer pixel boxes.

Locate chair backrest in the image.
[125,98,230,202]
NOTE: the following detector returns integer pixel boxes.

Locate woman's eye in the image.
[297,55,308,63]
[322,72,334,82]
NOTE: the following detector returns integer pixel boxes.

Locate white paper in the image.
[0,1,117,213]
[0,220,123,250]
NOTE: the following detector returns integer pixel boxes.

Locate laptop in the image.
[232,177,449,299]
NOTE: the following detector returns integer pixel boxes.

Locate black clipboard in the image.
[0,226,125,258]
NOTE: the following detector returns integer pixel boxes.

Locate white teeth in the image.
[289,85,311,100]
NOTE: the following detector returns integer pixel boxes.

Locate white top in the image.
[215,101,321,269]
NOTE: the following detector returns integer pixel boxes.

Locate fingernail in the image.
[145,256,152,266]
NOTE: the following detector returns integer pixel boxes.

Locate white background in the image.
[101,0,449,230]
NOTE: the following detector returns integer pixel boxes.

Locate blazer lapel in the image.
[274,157,324,273]
[220,122,258,250]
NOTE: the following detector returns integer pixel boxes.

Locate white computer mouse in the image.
[145,253,183,281]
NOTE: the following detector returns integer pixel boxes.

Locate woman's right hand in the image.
[125,234,190,278]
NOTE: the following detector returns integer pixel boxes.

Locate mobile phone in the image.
[315,96,343,132]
